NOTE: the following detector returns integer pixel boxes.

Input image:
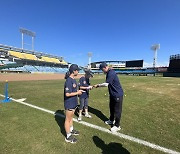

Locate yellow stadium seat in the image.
[37,58,44,61]
[9,51,25,59]
[50,58,61,63]
[60,60,68,65]
[23,53,37,60]
[41,56,63,64]
[8,50,68,65]
[41,56,54,63]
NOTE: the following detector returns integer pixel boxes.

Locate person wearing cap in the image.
[64,64,84,143]
[94,63,124,132]
[78,70,93,121]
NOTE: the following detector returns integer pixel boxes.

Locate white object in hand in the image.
[98,83,109,87]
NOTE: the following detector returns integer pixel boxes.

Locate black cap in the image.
[69,64,80,73]
[84,69,93,77]
[99,62,107,70]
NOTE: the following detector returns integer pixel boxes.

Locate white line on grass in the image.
[0,94,179,154]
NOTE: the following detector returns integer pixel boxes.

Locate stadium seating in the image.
[9,51,38,61]
[59,60,68,65]
[15,66,28,72]
[24,65,38,72]
[91,68,156,75]
[2,61,16,64]
[9,51,25,59]
[0,45,69,72]
[39,56,68,65]
[37,58,44,62]
[50,58,61,64]
[0,58,69,73]
[8,51,68,65]
[41,56,55,63]
[23,53,38,60]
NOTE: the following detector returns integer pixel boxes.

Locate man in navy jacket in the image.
[94,63,124,132]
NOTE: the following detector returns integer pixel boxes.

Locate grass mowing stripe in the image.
[0,94,179,154]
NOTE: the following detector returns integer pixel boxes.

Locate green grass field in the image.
[0,75,180,154]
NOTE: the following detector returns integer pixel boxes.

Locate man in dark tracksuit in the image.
[94,63,124,132]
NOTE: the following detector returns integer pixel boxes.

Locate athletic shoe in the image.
[78,116,82,121]
[65,135,77,143]
[85,113,92,118]
[110,126,121,132]
[105,120,115,125]
[71,129,80,136]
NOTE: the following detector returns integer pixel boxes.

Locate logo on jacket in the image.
[65,87,69,91]
[73,83,77,88]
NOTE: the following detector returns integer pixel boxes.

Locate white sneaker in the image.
[85,113,92,118]
[105,120,115,125]
[110,126,121,132]
[65,135,77,143]
[78,116,82,121]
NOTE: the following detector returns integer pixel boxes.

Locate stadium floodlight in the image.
[19,27,36,51]
[151,44,160,68]
[88,52,92,70]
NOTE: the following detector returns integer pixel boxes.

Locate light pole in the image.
[151,44,160,68]
[20,27,36,51]
[88,52,92,70]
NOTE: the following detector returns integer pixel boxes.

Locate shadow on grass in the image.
[93,136,130,154]
[74,106,80,117]
[54,107,109,137]
[88,106,108,122]
[54,110,66,137]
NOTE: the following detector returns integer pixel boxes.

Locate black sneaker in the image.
[71,129,80,135]
[65,135,77,143]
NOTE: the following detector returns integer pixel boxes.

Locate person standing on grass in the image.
[94,62,124,132]
[78,70,93,121]
[64,64,84,143]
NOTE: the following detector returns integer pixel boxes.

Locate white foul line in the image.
[0,94,179,154]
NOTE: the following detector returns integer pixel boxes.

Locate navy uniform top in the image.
[106,69,124,97]
[79,76,90,99]
[64,77,78,109]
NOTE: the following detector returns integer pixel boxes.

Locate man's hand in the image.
[93,84,99,88]
[87,86,93,90]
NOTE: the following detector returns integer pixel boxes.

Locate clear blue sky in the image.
[0,0,180,67]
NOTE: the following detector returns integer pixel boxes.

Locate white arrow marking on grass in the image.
[0,94,179,154]
[16,98,27,102]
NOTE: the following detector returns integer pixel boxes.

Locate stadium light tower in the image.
[88,52,92,70]
[19,27,36,51]
[151,44,160,68]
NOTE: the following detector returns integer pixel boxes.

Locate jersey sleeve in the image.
[65,79,72,93]
[106,71,115,84]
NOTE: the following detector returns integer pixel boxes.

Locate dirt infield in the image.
[0,73,83,81]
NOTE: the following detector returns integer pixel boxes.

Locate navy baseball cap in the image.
[69,64,80,73]
[99,62,107,70]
